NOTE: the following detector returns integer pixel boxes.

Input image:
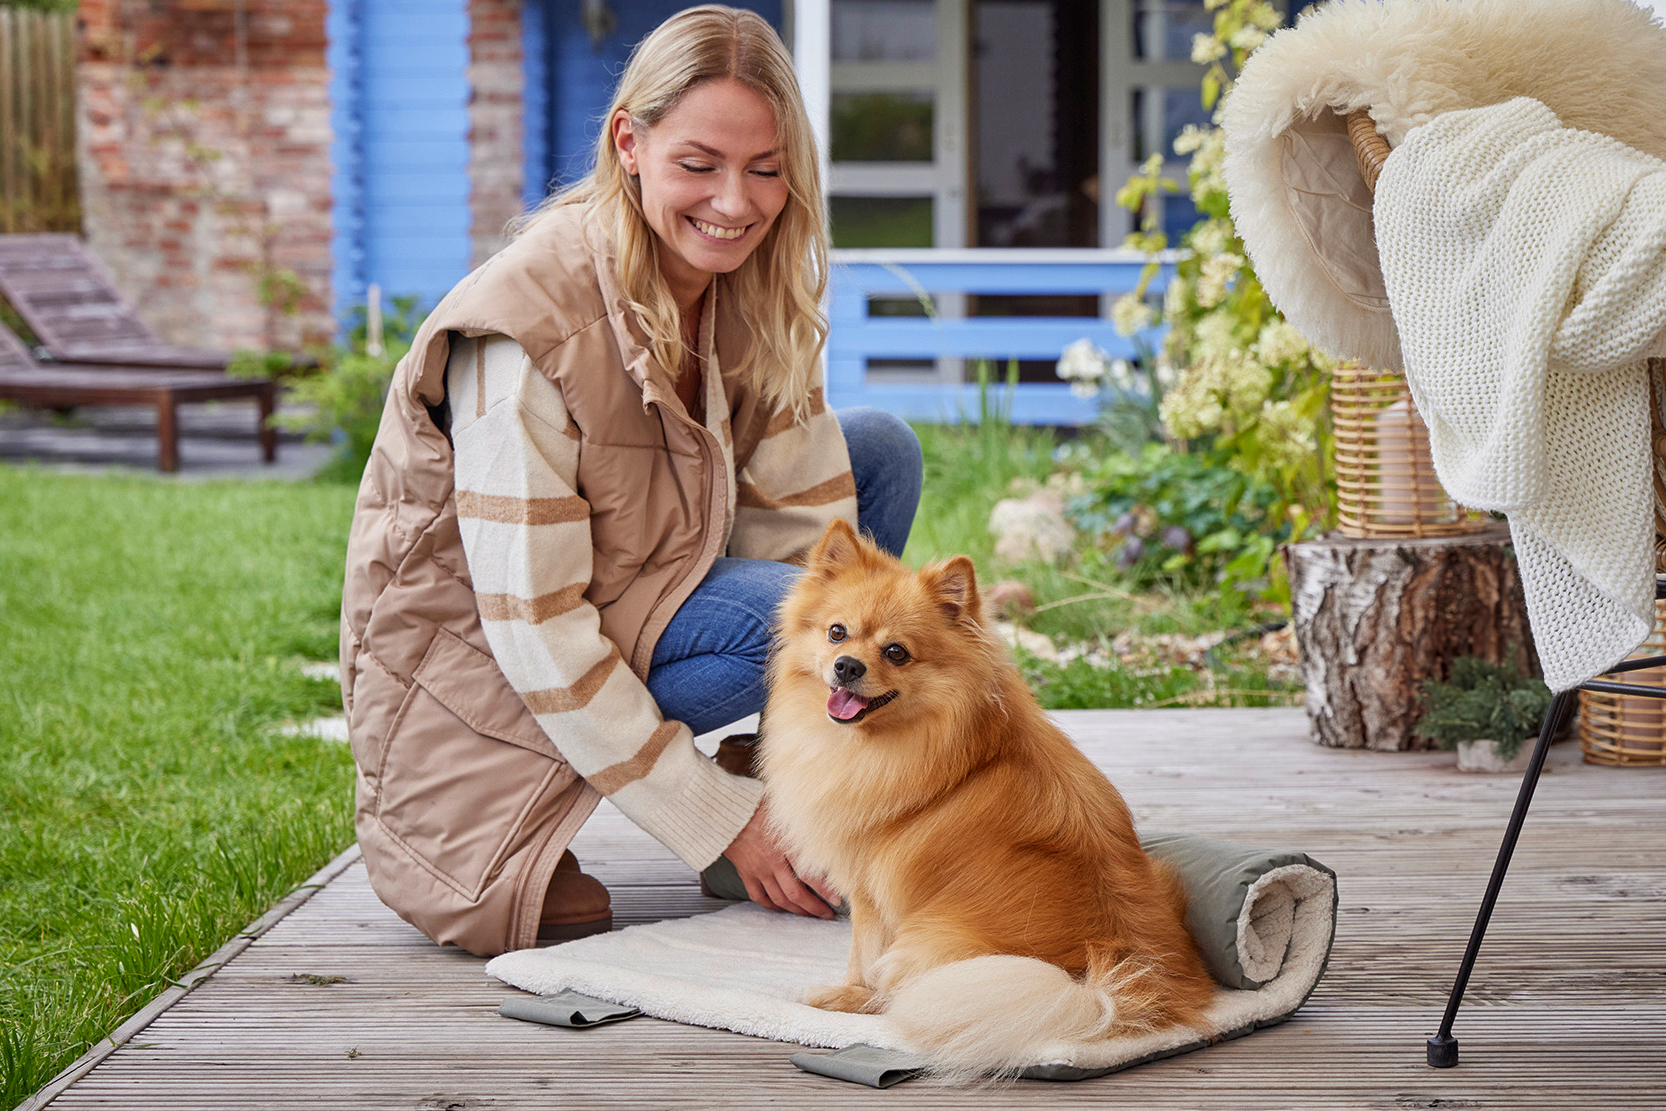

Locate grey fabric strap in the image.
[700,853,748,901]
[789,1045,928,1088]
[498,990,641,1028]
[789,1045,1124,1085]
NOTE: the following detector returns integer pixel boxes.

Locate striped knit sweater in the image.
[446,314,857,869]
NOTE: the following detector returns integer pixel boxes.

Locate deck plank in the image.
[34,708,1666,1108]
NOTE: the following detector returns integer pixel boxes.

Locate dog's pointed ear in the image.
[806,519,865,579]
[922,555,981,626]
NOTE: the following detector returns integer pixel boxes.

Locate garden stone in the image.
[989,490,1074,564]
[993,621,1058,663]
[1454,739,1534,774]
[281,716,351,743]
[985,579,1036,618]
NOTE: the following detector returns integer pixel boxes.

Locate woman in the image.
[339,5,922,956]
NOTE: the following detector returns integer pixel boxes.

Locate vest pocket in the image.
[373,629,563,901]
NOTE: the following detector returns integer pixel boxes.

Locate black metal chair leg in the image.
[1426,686,1579,1067]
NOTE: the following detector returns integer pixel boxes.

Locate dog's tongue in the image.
[827,687,870,721]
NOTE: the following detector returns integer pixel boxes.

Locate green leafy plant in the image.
[258,294,425,482]
[1112,0,1334,591]
[1059,440,1286,603]
[1413,656,1552,761]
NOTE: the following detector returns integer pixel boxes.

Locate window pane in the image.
[832,0,936,63]
[1132,0,1213,62]
[868,295,934,317]
[1130,85,1211,163]
[831,195,935,247]
[1162,87,1213,155]
[832,92,935,162]
[1161,192,1200,244]
[974,0,1099,248]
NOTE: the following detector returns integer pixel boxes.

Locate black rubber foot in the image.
[1426,1034,1458,1068]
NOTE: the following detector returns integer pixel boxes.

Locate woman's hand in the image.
[723,802,842,918]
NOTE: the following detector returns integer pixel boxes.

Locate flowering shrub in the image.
[1098,0,1336,586]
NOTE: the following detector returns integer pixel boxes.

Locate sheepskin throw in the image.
[1222,0,1666,690]
[1222,0,1666,370]
[1374,99,1666,690]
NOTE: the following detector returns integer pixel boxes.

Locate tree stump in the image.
[1284,524,1538,750]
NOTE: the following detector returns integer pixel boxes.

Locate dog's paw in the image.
[803,983,879,1013]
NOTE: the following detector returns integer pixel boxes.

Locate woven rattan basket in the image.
[1580,599,1666,765]
[1331,360,1484,539]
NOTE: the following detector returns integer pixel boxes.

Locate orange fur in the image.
[761,522,1213,1072]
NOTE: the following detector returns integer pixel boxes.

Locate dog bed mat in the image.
[485,832,1337,1084]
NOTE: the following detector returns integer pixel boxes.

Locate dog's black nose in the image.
[833,655,866,683]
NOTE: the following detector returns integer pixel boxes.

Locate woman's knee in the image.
[836,407,922,556]
[836,406,923,476]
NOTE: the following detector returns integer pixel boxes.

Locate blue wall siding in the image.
[330,0,472,321]
[522,0,784,208]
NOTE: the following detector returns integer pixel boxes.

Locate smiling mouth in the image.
[826,686,899,724]
[689,217,749,241]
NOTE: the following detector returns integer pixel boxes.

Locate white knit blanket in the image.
[1375,97,1666,691]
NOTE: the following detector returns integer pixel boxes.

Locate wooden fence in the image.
[0,8,77,234]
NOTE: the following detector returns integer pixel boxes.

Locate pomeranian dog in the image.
[761,521,1214,1075]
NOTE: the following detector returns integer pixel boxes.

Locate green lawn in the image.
[0,471,358,1106]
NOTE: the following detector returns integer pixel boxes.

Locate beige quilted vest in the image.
[339,205,778,955]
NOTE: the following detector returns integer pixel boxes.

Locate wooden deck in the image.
[25,708,1666,1109]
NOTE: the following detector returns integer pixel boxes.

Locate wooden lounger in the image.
[0,233,233,370]
[0,326,275,473]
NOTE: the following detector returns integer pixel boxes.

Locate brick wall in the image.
[77,0,333,352]
[468,0,524,266]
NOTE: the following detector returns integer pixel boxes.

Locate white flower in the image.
[1187,217,1233,258]
[1195,253,1243,308]
[1069,378,1102,400]
[1056,337,1111,387]
[1108,358,1137,393]
[1191,33,1227,65]
[1253,318,1311,366]
[1228,25,1266,51]
[1154,360,1178,391]
[1111,292,1156,337]
[1172,124,1208,156]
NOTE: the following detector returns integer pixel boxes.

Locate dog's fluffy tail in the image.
[885,953,1179,1078]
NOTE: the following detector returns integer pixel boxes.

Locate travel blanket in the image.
[486,833,1337,1081]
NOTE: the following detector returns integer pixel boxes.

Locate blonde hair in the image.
[514,5,828,420]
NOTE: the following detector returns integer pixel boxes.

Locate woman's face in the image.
[612,77,791,308]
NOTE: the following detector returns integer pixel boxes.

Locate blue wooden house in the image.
[326,0,1210,423]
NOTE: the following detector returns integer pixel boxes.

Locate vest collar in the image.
[589,230,718,423]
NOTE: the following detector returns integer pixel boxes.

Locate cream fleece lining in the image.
[485,863,1337,1073]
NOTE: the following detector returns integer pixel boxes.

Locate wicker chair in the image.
[1345,107,1666,1070]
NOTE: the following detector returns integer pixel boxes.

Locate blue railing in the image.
[825,249,1178,425]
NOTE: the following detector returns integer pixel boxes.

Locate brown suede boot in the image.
[713,732,760,778]
[536,850,612,944]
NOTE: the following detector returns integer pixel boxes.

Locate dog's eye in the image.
[883,643,909,663]
[828,624,846,643]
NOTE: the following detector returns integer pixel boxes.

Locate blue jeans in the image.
[646,407,922,734]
